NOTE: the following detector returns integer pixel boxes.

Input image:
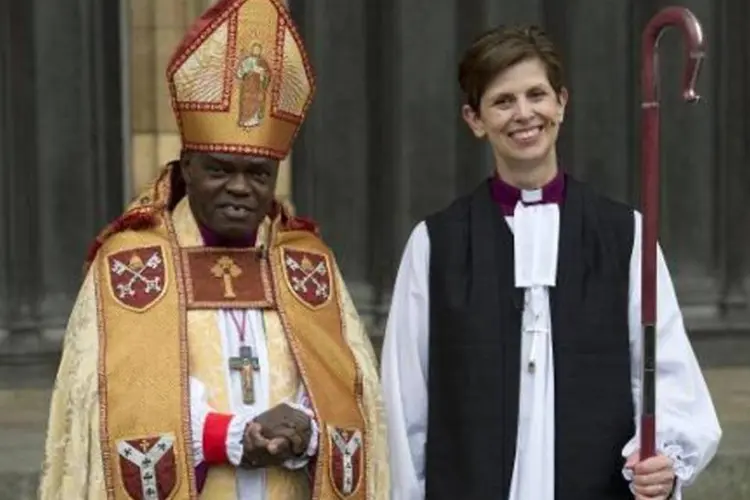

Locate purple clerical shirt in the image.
[198,224,257,248]
[489,170,566,215]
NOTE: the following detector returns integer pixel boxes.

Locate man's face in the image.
[181,152,280,241]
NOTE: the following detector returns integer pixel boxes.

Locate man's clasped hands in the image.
[240,403,313,469]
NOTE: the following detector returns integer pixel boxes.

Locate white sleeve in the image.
[621,211,722,497]
[192,376,318,469]
[190,376,211,465]
[380,221,431,500]
[190,376,254,466]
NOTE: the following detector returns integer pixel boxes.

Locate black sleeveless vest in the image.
[423,176,635,499]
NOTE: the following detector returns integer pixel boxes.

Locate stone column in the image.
[715,0,750,320]
[0,1,41,353]
[128,0,186,194]
[0,0,124,358]
[657,0,719,313]
[544,0,637,203]
[289,0,373,309]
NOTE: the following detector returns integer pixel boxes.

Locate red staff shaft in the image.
[639,6,704,460]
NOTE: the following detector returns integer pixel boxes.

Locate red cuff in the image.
[203,412,233,464]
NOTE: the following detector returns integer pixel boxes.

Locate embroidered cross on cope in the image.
[211,256,242,299]
[182,248,275,309]
[229,345,260,405]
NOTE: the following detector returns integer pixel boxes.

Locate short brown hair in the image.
[458,24,565,111]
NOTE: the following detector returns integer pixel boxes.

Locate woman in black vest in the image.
[380,24,721,500]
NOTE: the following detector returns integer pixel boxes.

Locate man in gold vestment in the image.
[38,0,389,498]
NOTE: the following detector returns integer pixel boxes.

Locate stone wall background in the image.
[0,0,748,355]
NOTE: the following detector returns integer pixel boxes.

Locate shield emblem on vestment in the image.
[282,248,332,309]
[117,434,177,500]
[327,426,364,498]
[106,245,167,312]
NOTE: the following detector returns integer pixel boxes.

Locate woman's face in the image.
[462,58,567,167]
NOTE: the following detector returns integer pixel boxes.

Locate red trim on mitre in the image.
[203,412,234,464]
[180,141,288,160]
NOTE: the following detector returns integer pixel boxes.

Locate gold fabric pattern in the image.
[265,311,300,405]
[189,310,231,410]
[97,224,195,499]
[172,198,203,248]
[335,265,391,499]
[38,270,108,499]
[173,21,231,106]
[173,198,235,412]
[275,25,312,118]
[235,0,279,56]
[264,310,311,498]
[268,226,370,499]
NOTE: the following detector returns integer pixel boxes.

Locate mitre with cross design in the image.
[166,0,315,160]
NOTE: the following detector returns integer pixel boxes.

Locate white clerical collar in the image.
[521,188,543,204]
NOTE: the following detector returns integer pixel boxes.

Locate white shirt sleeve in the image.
[226,414,254,466]
[189,376,210,464]
[190,376,211,464]
[190,376,253,466]
[380,221,431,500]
[622,211,722,498]
[191,377,319,468]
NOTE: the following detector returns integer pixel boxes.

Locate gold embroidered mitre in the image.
[166,0,315,159]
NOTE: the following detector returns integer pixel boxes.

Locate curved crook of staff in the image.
[639,6,705,460]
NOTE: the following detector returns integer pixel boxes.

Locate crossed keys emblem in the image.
[106,245,167,311]
[283,249,331,308]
